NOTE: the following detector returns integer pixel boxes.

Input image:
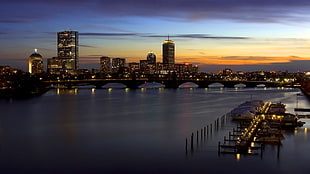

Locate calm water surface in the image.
[1,87,310,173]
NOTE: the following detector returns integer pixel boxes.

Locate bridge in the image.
[43,78,286,89]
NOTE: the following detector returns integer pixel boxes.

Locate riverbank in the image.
[0,87,50,99]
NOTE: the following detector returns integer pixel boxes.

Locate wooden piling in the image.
[191,133,194,151]
[221,116,225,126]
[204,126,206,137]
[261,143,264,157]
[185,138,188,152]
[277,143,280,158]
[196,130,199,145]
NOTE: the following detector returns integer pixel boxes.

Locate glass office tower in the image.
[57,30,79,70]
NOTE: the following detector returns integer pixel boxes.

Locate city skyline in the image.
[2,0,310,72]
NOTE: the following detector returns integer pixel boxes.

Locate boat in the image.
[268,102,286,114]
[231,100,264,120]
[231,110,255,120]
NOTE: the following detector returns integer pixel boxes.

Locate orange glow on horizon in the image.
[79,54,310,66]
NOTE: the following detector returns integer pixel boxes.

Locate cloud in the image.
[76,32,249,40]
[144,34,248,40]
[2,0,310,24]
[96,0,310,23]
[0,20,29,24]
[177,34,248,39]
[79,33,137,37]
[81,24,133,33]
[79,57,100,65]
[218,56,277,61]
[87,55,105,57]
[79,44,96,48]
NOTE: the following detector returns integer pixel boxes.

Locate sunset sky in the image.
[2,0,310,72]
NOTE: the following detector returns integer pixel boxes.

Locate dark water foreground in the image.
[0,87,310,173]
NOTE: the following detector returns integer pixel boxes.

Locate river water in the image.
[1,87,310,173]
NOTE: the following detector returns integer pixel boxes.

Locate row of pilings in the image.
[185,112,230,154]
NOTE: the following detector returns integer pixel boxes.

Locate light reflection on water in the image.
[0,87,310,173]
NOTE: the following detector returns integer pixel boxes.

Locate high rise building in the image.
[140,60,149,73]
[28,49,43,74]
[111,58,126,74]
[162,37,175,64]
[47,57,63,74]
[100,56,111,74]
[146,51,156,64]
[128,62,140,74]
[57,30,79,70]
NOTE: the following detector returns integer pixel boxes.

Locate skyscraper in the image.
[28,49,43,74]
[162,37,175,64]
[146,51,156,64]
[57,30,79,70]
[100,56,111,74]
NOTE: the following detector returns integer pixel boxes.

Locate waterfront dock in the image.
[219,101,304,155]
